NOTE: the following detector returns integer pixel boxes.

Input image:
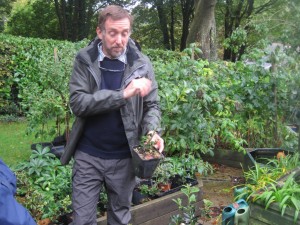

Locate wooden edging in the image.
[249,202,300,225]
[97,183,204,225]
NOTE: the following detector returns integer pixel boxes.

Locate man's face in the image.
[97,17,131,59]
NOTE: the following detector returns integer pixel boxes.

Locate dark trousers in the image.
[71,150,136,225]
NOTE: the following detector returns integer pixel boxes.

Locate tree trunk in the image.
[222,0,278,61]
[54,0,68,39]
[53,0,96,41]
[155,0,171,49]
[170,1,175,50]
[180,0,194,51]
[186,0,217,60]
[72,0,79,41]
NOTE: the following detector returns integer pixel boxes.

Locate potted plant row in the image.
[131,155,213,205]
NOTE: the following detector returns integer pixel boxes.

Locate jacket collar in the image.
[86,38,139,68]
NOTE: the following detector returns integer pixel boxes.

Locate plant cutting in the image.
[132,132,163,179]
[139,183,159,197]
[132,179,160,205]
[170,184,200,225]
[133,132,162,160]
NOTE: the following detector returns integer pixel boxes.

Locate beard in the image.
[102,41,127,59]
[108,46,124,58]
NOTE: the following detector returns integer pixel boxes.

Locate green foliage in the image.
[0,34,86,138]
[131,2,183,50]
[1,34,299,157]
[5,0,60,39]
[0,40,17,109]
[166,154,214,178]
[223,27,248,54]
[152,155,213,190]
[14,146,72,221]
[139,183,159,196]
[154,48,221,155]
[170,184,200,225]
[237,153,300,222]
[254,175,300,222]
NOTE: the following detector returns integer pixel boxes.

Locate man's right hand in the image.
[123,78,152,99]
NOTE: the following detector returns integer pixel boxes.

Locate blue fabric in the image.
[0,159,37,225]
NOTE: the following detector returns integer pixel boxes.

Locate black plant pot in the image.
[131,148,162,179]
[132,189,149,205]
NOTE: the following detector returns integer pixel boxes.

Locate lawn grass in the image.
[0,120,44,167]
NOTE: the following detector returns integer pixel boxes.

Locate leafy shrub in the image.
[0,114,23,123]
[1,34,299,157]
[14,146,72,221]
[0,40,17,110]
[0,34,86,139]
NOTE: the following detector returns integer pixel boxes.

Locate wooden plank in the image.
[249,202,299,225]
[140,201,204,225]
[249,217,269,225]
[200,149,247,168]
[132,190,203,224]
[97,184,203,225]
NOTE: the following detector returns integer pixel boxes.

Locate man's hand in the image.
[123,78,152,99]
[147,131,164,153]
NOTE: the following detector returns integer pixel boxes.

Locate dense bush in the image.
[14,146,72,221]
[152,46,299,155]
[0,34,299,156]
[0,34,86,138]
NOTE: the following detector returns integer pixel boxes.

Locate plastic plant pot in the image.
[131,147,163,179]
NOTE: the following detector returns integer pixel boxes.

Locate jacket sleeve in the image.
[69,56,126,118]
[0,160,37,225]
[140,56,162,136]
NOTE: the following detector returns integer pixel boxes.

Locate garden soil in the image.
[197,164,244,225]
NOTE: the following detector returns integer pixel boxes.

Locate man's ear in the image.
[96,27,103,40]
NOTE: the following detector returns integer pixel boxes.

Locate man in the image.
[60,5,164,225]
[0,159,37,225]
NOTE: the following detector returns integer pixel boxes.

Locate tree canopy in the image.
[2,0,300,60]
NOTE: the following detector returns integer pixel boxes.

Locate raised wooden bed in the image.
[96,182,204,225]
[249,201,300,225]
[200,148,248,168]
[200,148,293,171]
[249,168,300,225]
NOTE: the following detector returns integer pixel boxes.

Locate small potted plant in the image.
[132,132,163,179]
[153,160,173,192]
[132,180,159,205]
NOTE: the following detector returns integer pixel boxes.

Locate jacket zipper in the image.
[122,63,146,87]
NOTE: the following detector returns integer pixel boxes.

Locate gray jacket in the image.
[60,38,161,165]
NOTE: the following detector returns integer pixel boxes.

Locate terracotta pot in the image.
[38,218,51,225]
[158,182,171,192]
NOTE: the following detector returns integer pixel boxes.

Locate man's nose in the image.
[115,34,122,44]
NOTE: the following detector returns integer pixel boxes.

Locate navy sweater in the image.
[78,58,131,159]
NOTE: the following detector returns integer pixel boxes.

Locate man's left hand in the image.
[148,131,164,153]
